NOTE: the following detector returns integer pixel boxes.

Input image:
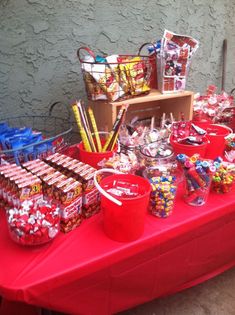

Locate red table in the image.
[1,185,235,315]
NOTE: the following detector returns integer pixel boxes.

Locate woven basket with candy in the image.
[77,45,154,102]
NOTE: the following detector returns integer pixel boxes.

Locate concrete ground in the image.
[118,266,235,315]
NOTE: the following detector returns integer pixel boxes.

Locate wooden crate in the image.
[88,89,194,131]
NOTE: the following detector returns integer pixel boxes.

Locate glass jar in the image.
[6,199,60,246]
[146,174,178,218]
[182,171,212,206]
[139,141,178,177]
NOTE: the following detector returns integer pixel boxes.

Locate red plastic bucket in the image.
[170,135,209,158]
[94,169,151,242]
[194,123,232,159]
[77,137,117,169]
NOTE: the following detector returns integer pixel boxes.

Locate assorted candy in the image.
[212,161,235,193]
[79,50,151,101]
[7,199,60,246]
[98,152,139,174]
[148,175,177,218]
[193,85,234,127]
[176,154,215,206]
[171,120,207,145]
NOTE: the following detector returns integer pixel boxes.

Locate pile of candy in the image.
[148,175,177,218]
[171,120,207,146]
[99,152,139,174]
[7,199,60,246]
[176,154,215,206]
[0,122,56,164]
[212,162,235,193]
[193,85,234,125]
[119,113,174,154]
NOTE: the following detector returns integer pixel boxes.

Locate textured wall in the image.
[0,0,235,118]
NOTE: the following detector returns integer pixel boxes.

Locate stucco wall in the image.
[0,0,235,118]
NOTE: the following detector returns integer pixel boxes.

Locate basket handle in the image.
[138,42,157,56]
[49,101,71,121]
[77,46,96,63]
[94,168,124,207]
[230,88,235,96]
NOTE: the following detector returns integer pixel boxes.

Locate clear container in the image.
[183,176,212,206]
[139,141,177,177]
[146,175,177,218]
[6,199,60,246]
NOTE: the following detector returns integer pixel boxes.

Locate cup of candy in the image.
[147,175,177,218]
[6,199,60,246]
[176,154,215,206]
[212,162,235,193]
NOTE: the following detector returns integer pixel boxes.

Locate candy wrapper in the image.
[157,30,199,93]
[6,199,60,246]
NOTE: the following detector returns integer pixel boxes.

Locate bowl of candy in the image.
[6,199,60,246]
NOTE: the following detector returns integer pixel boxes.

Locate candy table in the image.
[1,185,235,315]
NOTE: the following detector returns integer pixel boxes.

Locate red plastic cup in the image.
[77,136,117,169]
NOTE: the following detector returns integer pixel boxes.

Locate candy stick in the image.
[107,108,126,151]
[102,108,125,152]
[76,101,96,152]
[71,104,92,152]
[80,101,97,152]
[88,107,102,152]
[150,116,155,131]
[161,113,166,129]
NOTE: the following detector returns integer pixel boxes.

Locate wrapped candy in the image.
[98,152,139,174]
[193,85,234,125]
[7,199,60,246]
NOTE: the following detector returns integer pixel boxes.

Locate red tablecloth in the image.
[1,185,235,315]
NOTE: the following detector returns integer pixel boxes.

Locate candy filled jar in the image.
[6,199,60,246]
[139,141,177,176]
[146,175,178,218]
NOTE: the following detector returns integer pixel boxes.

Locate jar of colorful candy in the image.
[146,175,177,218]
[211,163,235,193]
[6,199,60,246]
